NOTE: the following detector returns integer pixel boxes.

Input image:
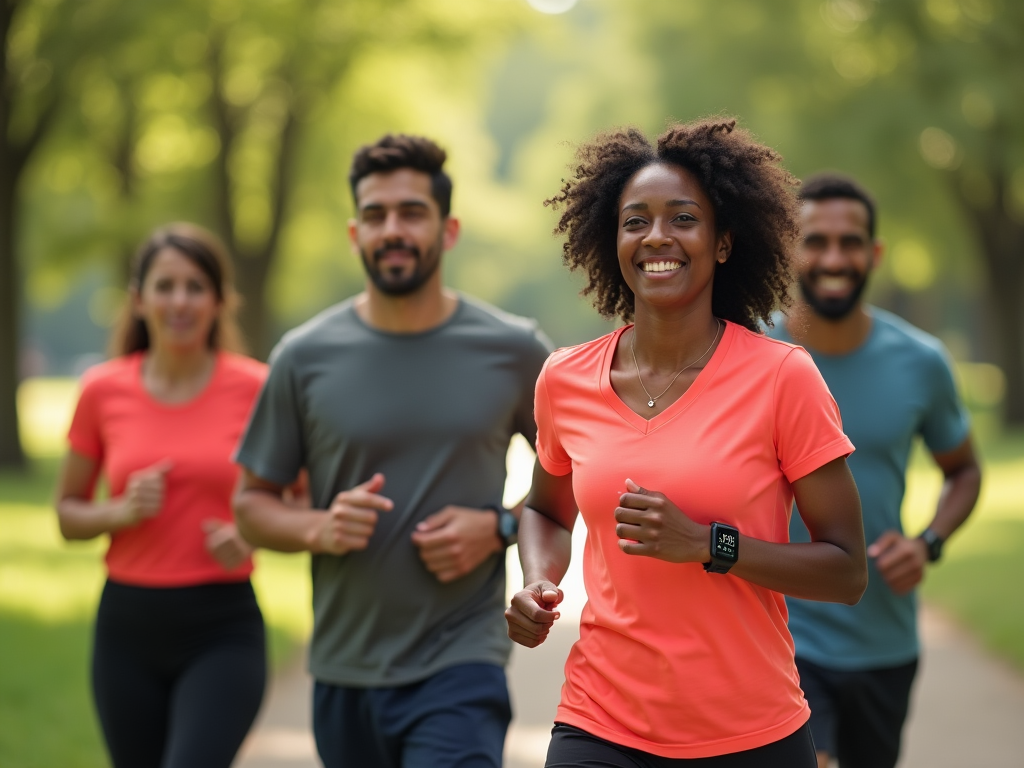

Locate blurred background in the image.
[1,0,1022,765]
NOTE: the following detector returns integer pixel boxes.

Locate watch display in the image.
[704,522,739,574]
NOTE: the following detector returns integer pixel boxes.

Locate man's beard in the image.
[799,270,869,321]
[360,237,442,296]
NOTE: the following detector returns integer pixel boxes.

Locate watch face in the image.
[714,525,738,562]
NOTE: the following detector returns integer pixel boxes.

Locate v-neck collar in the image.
[599,320,735,435]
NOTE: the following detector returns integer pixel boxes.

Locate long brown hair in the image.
[109,223,247,357]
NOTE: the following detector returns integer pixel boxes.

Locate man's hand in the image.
[411,506,502,583]
[506,581,563,648]
[614,478,709,563]
[202,519,253,570]
[116,459,172,528]
[868,530,928,596]
[310,473,393,555]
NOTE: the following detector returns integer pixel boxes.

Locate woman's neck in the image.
[141,344,217,403]
[631,302,721,373]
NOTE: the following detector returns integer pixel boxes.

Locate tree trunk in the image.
[0,165,26,468]
[965,197,1024,425]
[0,0,26,468]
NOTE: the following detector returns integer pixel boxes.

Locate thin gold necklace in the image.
[630,320,723,408]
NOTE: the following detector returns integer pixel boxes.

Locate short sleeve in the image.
[534,359,572,476]
[67,372,105,461]
[233,342,305,486]
[773,347,855,483]
[512,326,554,449]
[919,346,970,454]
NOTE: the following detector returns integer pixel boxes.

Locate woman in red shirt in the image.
[506,120,868,767]
[56,224,268,768]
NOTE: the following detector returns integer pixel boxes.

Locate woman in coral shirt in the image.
[56,224,268,768]
[506,121,868,767]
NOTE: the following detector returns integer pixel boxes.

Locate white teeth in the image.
[818,276,851,290]
[641,261,682,273]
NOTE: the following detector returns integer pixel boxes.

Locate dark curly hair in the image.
[349,133,453,217]
[546,119,799,331]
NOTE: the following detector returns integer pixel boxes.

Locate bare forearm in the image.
[57,498,128,540]
[929,464,982,540]
[730,537,867,605]
[234,489,321,552]
[518,506,573,586]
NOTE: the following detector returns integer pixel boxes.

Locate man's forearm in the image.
[929,463,982,540]
[234,489,322,552]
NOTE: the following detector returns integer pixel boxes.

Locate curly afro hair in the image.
[545,118,799,331]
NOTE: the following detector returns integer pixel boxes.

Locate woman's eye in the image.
[623,217,647,229]
[674,213,697,224]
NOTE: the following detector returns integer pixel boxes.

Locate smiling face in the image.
[797,197,881,320]
[616,162,731,316]
[133,248,221,352]
[349,168,458,297]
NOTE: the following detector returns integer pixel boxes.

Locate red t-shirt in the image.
[67,351,267,587]
[535,321,854,758]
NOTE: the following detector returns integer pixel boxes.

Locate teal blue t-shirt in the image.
[768,308,969,670]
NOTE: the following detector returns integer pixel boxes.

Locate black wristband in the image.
[487,505,518,548]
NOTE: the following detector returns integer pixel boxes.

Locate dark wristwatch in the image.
[918,528,944,563]
[704,522,739,574]
[490,506,518,548]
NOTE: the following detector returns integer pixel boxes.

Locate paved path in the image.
[237,599,1024,768]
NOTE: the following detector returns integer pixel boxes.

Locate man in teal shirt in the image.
[768,173,982,768]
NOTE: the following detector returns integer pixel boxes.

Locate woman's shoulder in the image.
[726,321,806,369]
[218,351,268,381]
[543,328,621,379]
[216,352,269,397]
[77,354,139,393]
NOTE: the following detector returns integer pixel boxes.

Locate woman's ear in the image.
[717,232,733,264]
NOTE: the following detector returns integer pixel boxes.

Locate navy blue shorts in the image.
[796,656,918,768]
[313,663,511,768]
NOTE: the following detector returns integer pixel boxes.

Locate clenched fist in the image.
[310,473,393,555]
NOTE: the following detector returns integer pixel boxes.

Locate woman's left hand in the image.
[614,479,709,563]
[202,519,254,570]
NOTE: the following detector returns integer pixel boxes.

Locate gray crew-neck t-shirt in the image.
[768,307,969,669]
[235,296,552,686]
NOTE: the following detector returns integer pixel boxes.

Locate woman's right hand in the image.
[116,460,172,528]
[506,580,564,648]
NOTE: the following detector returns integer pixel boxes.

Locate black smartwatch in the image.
[918,528,944,563]
[704,522,739,574]
[489,506,518,548]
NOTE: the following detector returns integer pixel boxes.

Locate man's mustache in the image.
[374,242,420,262]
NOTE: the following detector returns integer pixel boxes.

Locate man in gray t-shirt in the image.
[233,134,551,768]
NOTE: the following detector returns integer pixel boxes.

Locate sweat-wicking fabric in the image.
[235,295,552,687]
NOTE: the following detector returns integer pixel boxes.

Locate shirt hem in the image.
[784,435,854,483]
[795,646,920,672]
[310,651,510,688]
[553,705,810,759]
[105,566,254,588]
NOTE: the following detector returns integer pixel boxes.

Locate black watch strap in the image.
[704,522,739,574]
[919,528,944,563]
[489,506,518,548]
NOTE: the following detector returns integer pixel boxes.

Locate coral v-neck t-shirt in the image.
[67,352,267,587]
[534,321,854,758]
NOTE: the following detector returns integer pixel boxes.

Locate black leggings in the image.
[546,722,817,767]
[92,579,267,768]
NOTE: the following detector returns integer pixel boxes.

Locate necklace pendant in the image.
[647,399,655,408]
